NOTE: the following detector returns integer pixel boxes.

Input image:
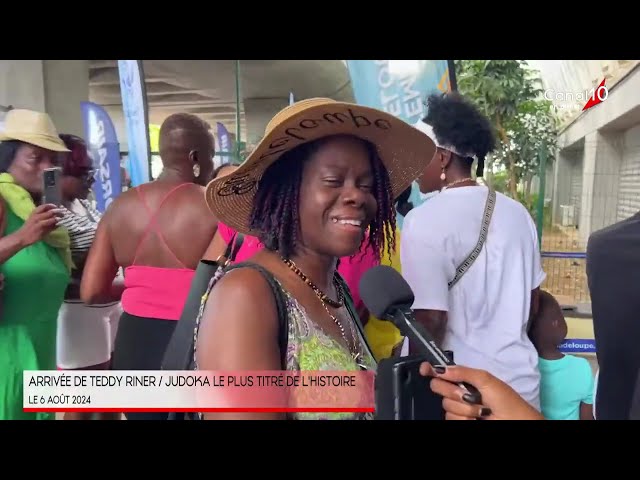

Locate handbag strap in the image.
[162,232,246,374]
[220,232,245,266]
[448,188,496,290]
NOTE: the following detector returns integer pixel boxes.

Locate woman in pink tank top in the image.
[81,114,218,421]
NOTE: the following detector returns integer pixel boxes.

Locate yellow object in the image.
[149,124,160,152]
[364,229,404,361]
[566,316,594,340]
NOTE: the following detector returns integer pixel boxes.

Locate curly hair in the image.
[248,135,396,261]
[423,92,496,177]
[59,134,92,177]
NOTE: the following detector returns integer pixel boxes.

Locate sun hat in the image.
[205,97,437,235]
[0,109,70,152]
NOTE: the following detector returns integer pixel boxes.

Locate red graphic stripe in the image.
[582,78,607,111]
[24,407,375,413]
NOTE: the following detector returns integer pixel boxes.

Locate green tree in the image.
[492,98,558,203]
[454,60,556,198]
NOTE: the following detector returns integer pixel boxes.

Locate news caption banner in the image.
[559,339,596,354]
[23,371,375,414]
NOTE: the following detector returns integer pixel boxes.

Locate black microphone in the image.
[359,265,482,404]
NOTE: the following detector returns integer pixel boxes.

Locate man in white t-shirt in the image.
[400,92,545,410]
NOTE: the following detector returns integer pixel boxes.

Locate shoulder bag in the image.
[447,188,496,290]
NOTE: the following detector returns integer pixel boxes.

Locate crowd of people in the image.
[0,88,631,421]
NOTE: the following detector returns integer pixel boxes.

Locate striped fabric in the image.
[57,199,101,265]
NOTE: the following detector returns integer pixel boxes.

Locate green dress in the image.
[0,208,70,420]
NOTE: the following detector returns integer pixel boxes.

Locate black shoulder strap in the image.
[161,258,222,372]
[448,188,496,290]
[161,233,245,373]
[221,232,245,264]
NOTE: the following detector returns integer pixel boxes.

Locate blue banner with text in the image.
[559,339,596,354]
[118,60,151,186]
[80,101,122,213]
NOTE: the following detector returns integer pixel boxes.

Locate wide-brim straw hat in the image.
[0,109,69,152]
[205,97,436,236]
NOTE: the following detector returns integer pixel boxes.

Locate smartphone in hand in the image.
[42,167,62,207]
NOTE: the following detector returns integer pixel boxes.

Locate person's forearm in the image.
[109,277,125,302]
[83,277,125,305]
[417,316,447,345]
[0,232,27,265]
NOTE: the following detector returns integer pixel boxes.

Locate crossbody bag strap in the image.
[228,233,245,262]
[218,232,245,266]
[448,188,496,290]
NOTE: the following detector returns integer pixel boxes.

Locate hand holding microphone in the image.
[360,265,543,421]
[360,265,482,407]
[420,363,544,420]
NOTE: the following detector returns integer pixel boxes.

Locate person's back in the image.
[109,180,216,320]
[81,113,216,420]
[539,355,594,420]
[587,212,640,420]
[401,92,545,409]
[403,186,543,406]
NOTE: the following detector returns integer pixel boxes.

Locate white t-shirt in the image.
[400,185,546,409]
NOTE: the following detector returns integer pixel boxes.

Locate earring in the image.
[193,164,201,178]
[440,168,446,182]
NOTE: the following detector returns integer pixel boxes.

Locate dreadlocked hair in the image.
[424,92,496,177]
[248,134,396,262]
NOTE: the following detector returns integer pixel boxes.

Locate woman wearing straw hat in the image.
[0,109,72,420]
[194,98,436,420]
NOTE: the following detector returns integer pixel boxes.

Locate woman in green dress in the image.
[0,109,73,420]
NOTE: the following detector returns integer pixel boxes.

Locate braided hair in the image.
[423,92,496,177]
[248,134,396,261]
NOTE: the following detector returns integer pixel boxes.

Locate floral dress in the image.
[193,264,377,420]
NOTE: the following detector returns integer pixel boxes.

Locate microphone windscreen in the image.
[359,265,414,319]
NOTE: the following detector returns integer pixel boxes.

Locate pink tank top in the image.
[121,183,195,321]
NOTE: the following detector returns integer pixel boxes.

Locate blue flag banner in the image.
[213,122,233,167]
[80,101,122,213]
[118,60,151,186]
[346,60,451,226]
[346,60,450,125]
[217,122,232,154]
